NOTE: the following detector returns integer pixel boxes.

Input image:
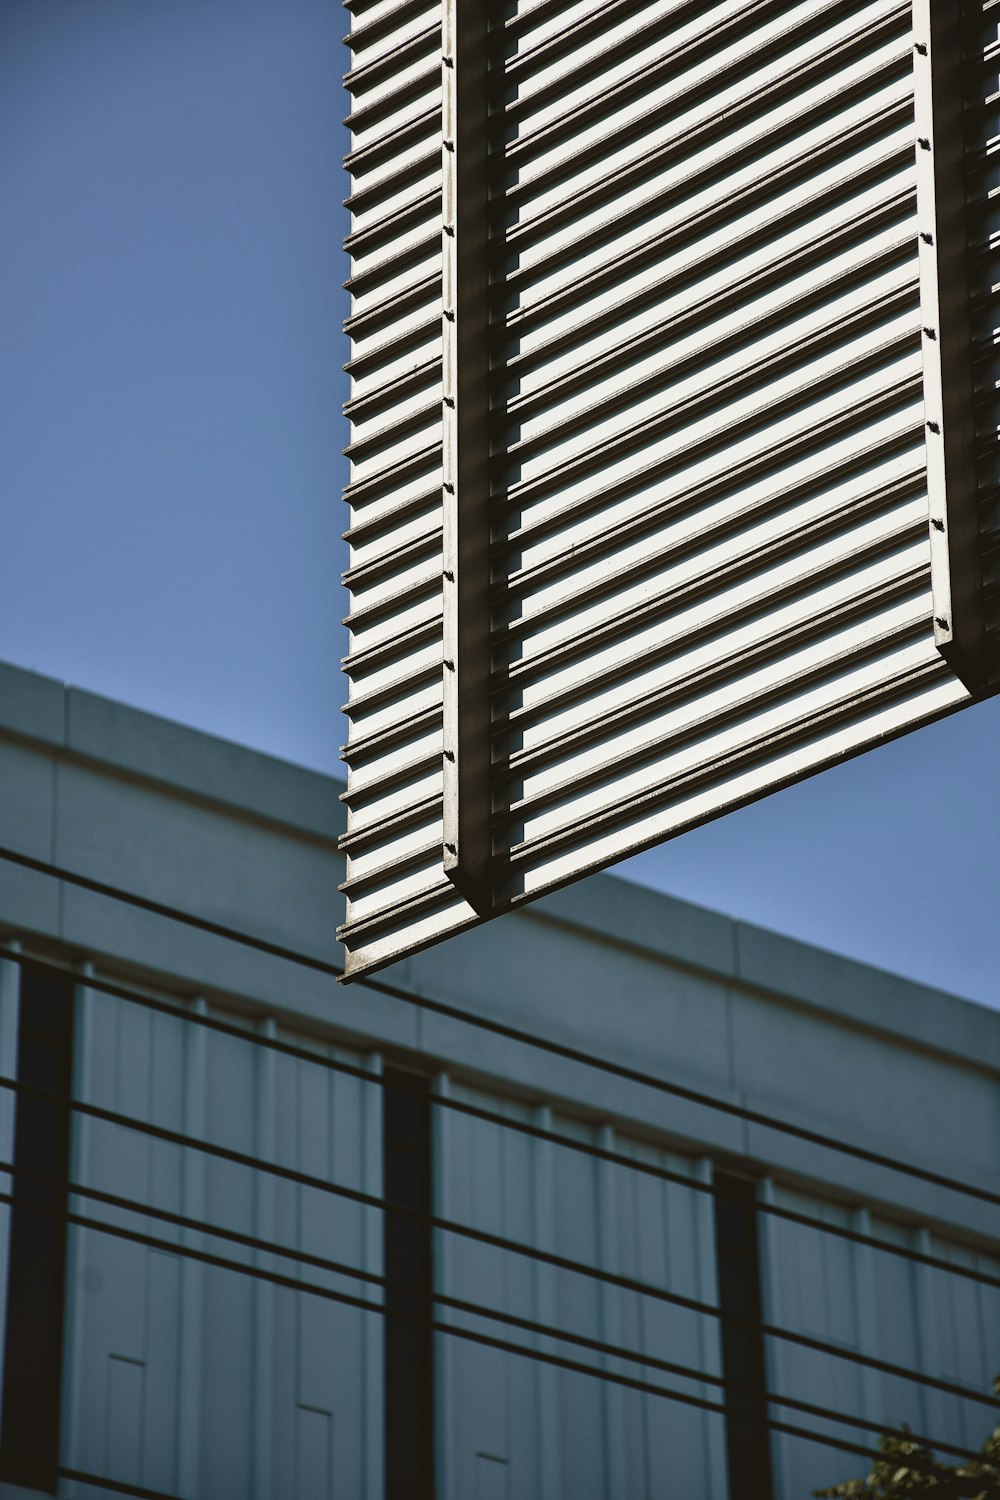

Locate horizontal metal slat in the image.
[344,317,439,380]
[495,190,914,396]
[344,233,439,299]
[343,399,441,462]
[505,2,903,165]
[497,0,846,126]
[502,668,968,912]
[343,638,443,708]
[342,617,442,681]
[500,448,924,615]
[344,272,440,340]
[340,791,443,854]
[498,0,908,203]
[341,663,443,725]
[342,770,444,841]
[344,148,439,216]
[494,569,929,780]
[342,485,440,546]
[496,0,702,84]
[501,143,914,339]
[497,488,926,686]
[344,61,439,133]
[499,240,915,436]
[344,441,441,505]
[501,89,912,275]
[496,496,927,736]
[343,825,444,904]
[340,747,442,809]
[498,615,932,831]
[341,565,441,629]
[338,871,457,947]
[342,525,442,591]
[492,0,610,46]
[340,839,444,900]
[503,657,947,868]
[344,22,440,94]
[501,486,926,688]
[346,297,440,367]
[500,387,922,579]
[346,621,444,685]
[341,704,443,767]
[341,636,440,699]
[344,192,440,258]
[495,280,918,476]
[344,106,440,174]
[344,356,441,422]
[498,326,920,515]
[346,0,435,55]
[500,79,917,325]
[499,398,920,576]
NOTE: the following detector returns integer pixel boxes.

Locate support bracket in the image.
[441,0,493,911]
[914,0,986,694]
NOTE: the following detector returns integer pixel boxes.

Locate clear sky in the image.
[2,0,997,1010]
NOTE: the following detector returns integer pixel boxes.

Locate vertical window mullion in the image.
[714,1170,774,1500]
[0,963,75,1493]
[383,1066,434,1499]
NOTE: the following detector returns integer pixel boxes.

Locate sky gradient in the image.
[2,0,997,1008]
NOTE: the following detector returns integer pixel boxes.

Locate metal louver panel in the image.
[341,0,454,966]
[340,0,996,978]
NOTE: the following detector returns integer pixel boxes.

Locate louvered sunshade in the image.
[340,0,998,977]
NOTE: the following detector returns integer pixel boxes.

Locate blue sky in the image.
[2,0,997,1008]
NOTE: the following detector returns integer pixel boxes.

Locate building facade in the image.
[0,659,996,1499]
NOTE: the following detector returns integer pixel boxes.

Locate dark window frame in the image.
[382,1065,434,1500]
[0,962,75,1494]
[714,1169,774,1500]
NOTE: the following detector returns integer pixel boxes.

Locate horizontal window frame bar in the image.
[0,934,994,1250]
[0,1158,982,1464]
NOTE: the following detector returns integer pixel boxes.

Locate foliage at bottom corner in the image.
[813,1379,1000,1499]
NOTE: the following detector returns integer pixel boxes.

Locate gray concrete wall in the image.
[0,658,996,1239]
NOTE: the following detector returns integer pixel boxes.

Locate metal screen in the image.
[340,0,998,977]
